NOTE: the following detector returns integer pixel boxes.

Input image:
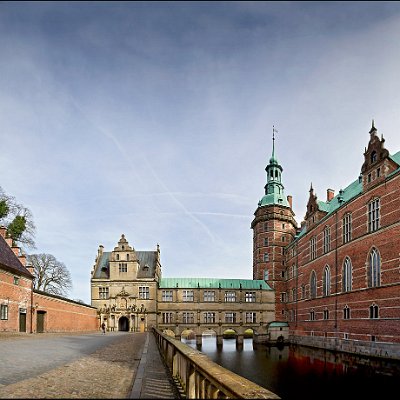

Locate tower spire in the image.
[272,125,277,160]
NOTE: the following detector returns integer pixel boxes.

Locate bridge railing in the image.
[153,328,280,399]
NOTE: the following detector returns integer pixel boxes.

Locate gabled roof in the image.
[0,235,32,278]
[159,277,272,290]
[92,251,158,279]
[295,150,400,240]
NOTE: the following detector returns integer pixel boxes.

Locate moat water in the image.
[183,337,400,399]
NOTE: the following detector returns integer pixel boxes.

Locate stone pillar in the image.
[216,335,223,347]
[196,335,202,346]
[236,334,244,350]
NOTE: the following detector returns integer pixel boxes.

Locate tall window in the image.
[343,213,352,244]
[224,291,236,302]
[343,305,350,319]
[323,309,329,320]
[369,304,379,319]
[263,253,269,262]
[310,271,317,299]
[0,304,8,320]
[368,248,381,287]
[203,290,215,302]
[264,269,269,281]
[245,312,257,323]
[119,263,127,272]
[343,257,352,292]
[310,310,315,320]
[99,287,109,299]
[183,290,194,302]
[203,312,215,323]
[139,286,150,299]
[183,312,194,324]
[245,292,256,302]
[162,290,173,302]
[162,312,173,323]
[310,236,317,260]
[225,312,236,323]
[368,198,380,232]
[292,288,297,302]
[323,265,330,297]
[323,226,331,254]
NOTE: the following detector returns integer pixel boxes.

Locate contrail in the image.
[68,96,217,243]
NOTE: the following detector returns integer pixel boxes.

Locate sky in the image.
[1,1,400,303]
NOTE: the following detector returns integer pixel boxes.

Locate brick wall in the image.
[0,269,32,333]
[284,172,400,346]
[32,290,98,333]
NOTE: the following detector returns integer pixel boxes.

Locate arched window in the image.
[323,265,330,296]
[126,254,129,261]
[368,248,381,287]
[116,253,119,261]
[343,257,352,292]
[371,151,377,163]
[263,269,269,281]
[310,271,317,299]
[323,226,331,253]
[343,305,350,320]
[369,303,379,319]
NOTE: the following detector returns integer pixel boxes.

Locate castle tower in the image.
[251,129,297,319]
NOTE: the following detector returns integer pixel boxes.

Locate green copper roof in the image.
[269,321,288,327]
[258,192,290,207]
[296,150,400,239]
[159,278,272,290]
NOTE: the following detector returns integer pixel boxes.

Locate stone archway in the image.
[118,316,129,331]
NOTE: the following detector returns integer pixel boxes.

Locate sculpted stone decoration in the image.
[116,286,130,297]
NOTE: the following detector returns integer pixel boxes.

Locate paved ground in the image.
[0,331,178,399]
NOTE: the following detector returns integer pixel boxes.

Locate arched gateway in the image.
[118,316,129,331]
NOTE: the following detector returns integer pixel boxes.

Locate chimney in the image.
[327,189,335,202]
[11,246,20,257]
[287,195,293,209]
[5,236,13,247]
[0,226,7,238]
[19,254,27,266]
[26,264,34,275]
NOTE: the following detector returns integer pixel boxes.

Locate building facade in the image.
[90,236,277,343]
[0,226,97,334]
[252,122,400,358]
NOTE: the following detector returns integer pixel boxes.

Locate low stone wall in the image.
[290,335,400,360]
[33,290,98,333]
[154,328,280,399]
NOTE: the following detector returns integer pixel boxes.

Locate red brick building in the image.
[0,227,98,333]
[252,122,400,358]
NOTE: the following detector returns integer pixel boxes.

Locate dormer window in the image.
[371,151,377,163]
[126,254,129,261]
[116,254,119,261]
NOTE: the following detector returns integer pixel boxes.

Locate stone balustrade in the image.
[153,328,280,399]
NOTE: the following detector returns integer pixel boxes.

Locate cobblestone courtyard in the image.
[0,331,177,399]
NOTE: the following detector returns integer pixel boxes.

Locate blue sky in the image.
[1,2,400,303]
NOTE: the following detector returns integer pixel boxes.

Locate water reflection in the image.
[183,337,400,399]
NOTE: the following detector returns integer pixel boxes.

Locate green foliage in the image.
[0,186,35,249]
[7,215,27,243]
[0,199,9,219]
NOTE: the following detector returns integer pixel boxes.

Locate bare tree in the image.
[0,186,36,249]
[28,253,72,296]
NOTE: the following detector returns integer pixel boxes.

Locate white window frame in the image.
[245,292,256,302]
[224,291,236,302]
[368,198,380,232]
[162,290,173,302]
[139,286,150,300]
[183,290,194,302]
[203,290,215,302]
